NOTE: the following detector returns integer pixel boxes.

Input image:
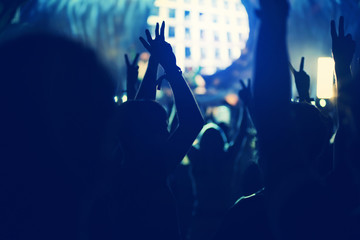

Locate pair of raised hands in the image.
[125,21,177,75]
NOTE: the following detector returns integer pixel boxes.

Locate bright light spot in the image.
[212,105,231,124]
[319,99,327,108]
[114,96,119,103]
[181,155,190,165]
[195,74,205,87]
[138,52,151,80]
[121,95,128,103]
[225,93,239,106]
[316,57,334,99]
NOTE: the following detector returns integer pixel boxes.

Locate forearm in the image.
[253,16,290,134]
[167,70,204,129]
[135,57,158,100]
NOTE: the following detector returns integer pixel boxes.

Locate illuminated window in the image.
[185,47,191,59]
[169,8,176,18]
[151,6,159,16]
[185,27,191,40]
[214,31,219,41]
[200,29,205,40]
[184,10,190,20]
[212,0,217,7]
[199,12,204,21]
[237,18,242,25]
[227,32,231,42]
[201,48,206,59]
[225,17,230,25]
[215,48,220,59]
[169,26,175,37]
[212,14,218,23]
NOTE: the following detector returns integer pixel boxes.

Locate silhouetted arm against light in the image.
[135,55,159,100]
[125,53,139,100]
[290,57,312,103]
[253,0,290,138]
[140,21,204,172]
[228,79,251,158]
[331,17,357,172]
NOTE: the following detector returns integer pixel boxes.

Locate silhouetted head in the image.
[199,123,227,153]
[117,100,170,161]
[290,102,333,164]
[0,31,116,238]
[259,102,333,187]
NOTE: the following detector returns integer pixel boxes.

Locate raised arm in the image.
[331,17,357,172]
[140,21,204,172]
[227,79,252,158]
[253,0,291,136]
[290,57,312,103]
[124,53,139,100]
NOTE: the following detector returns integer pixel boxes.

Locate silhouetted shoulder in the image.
[213,189,274,240]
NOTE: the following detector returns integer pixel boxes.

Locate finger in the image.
[160,21,165,40]
[331,20,337,40]
[132,53,140,66]
[339,16,344,38]
[155,22,159,38]
[139,37,151,52]
[300,57,305,72]
[125,54,130,67]
[239,79,246,89]
[289,61,296,74]
[145,29,153,43]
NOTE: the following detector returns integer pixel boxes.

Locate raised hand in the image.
[125,53,139,80]
[331,16,356,70]
[139,21,178,73]
[290,57,311,102]
[125,53,140,100]
[239,79,252,106]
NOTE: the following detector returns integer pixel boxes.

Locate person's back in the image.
[0,32,116,239]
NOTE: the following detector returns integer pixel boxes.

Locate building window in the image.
[169,26,175,37]
[199,12,204,21]
[228,49,232,58]
[227,32,231,42]
[215,48,220,59]
[185,28,191,40]
[199,0,204,5]
[185,47,191,59]
[184,10,190,20]
[151,6,159,16]
[212,0,217,7]
[237,18,242,25]
[184,0,191,3]
[169,8,176,18]
[212,14,218,23]
[225,17,230,25]
[224,1,229,9]
[214,31,219,41]
[201,48,206,59]
[200,29,205,40]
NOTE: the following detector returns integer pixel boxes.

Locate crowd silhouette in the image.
[1,0,360,239]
